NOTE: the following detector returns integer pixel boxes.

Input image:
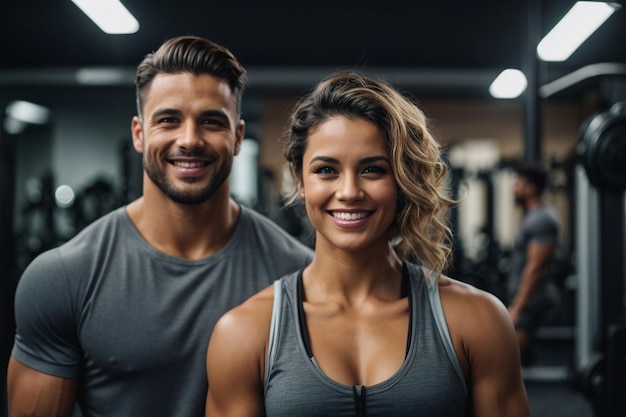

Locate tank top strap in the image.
[414,264,467,396]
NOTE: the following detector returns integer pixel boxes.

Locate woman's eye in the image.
[362,166,387,175]
[314,166,337,175]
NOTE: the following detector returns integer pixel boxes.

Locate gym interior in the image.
[1,1,625,416]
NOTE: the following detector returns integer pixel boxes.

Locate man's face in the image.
[131,73,244,204]
[513,176,532,205]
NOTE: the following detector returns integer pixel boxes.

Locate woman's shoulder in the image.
[214,283,276,337]
[437,274,514,342]
[208,283,277,378]
[438,275,508,315]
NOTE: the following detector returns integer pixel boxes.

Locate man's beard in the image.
[513,194,527,208]
[144,153,232,205]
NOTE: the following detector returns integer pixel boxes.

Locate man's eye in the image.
[201,118,226,127]
[159,117,178,124]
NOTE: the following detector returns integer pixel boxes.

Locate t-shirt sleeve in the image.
[528,213,559,244]
[11,248,83,378]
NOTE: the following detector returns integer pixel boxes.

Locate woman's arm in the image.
[440,278,530,417]
[205,287,274,417]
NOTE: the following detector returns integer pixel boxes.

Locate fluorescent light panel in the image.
[4,100,50,134]
[489,69,528,99]
[75,67,134,85]
[6,100,50,124]
[537,1,621,62]
[71,0,139,34]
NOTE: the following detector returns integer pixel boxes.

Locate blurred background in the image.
[1,1,625,416]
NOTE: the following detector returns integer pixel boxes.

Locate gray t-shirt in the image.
[12,205,313,417]
[508,202,560,298]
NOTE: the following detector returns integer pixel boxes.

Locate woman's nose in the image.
[336,174,364,202]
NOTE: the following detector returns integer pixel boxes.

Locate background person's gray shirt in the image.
[508,202,560,299]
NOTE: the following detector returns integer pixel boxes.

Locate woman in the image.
[205,71,529,417]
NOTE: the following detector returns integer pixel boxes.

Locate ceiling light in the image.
[6,100,50,124]
[489,69,528,99]
[55,185,76,208]
[537,1,621,62]
[71,0,139,34]
[76,67,135,85]
[3,118,26,134]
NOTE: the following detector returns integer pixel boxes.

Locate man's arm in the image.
[508,241,556,324]
[7,356,77,417]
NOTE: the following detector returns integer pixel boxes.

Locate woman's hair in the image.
[134,35,247,120]
[283,71,455,272]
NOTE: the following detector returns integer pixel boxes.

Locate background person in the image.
[507,162,561,363]
[205,71,529,417]
[7,35,313,417]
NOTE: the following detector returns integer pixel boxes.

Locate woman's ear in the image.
[291,166,305,199]
[296,178,305,199]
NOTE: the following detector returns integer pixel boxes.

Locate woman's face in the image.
[298,116,398,253]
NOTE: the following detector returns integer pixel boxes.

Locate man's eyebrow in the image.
[149,108,231,124]
[199,109,230,121]
[150,108,181,119]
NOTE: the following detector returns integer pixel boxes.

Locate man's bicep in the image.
[7,356,77,417]
[12,251,83,377]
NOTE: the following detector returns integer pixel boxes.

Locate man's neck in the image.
[126,187,240,259]
[525,195,542,211]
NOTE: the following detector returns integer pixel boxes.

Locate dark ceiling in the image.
[1,0,625,99]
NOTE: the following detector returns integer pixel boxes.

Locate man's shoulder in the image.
[242,206,303,239]
[239,206,313,256]
[30,207,128,268]
[526,203,559,227]
[61,206,126,243]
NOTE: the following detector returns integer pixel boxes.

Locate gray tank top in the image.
[264,261,468,417]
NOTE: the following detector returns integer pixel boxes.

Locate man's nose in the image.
[177,122,203,149]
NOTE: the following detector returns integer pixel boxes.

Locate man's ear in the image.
[234,119,245,156]
[131,116,144,153]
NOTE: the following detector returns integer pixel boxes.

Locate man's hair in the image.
[134,35,247,120]
[516,162,549,195]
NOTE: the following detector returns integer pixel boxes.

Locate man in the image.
[507,162,561,363]
[7,35,313,417]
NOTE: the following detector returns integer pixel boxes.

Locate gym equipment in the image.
[574,101,626,417]
[578,102,626,190]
